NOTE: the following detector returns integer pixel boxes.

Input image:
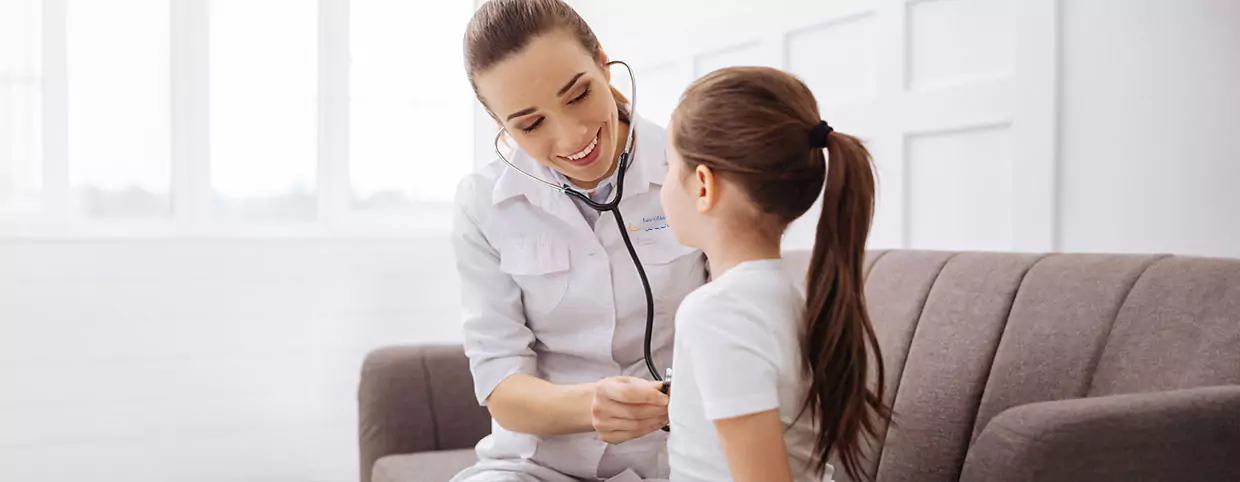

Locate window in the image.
[68,0,171,218]
[0,0,43,216]
[350,0,473,212]
[210,0,317,220]
[0,0,475,234]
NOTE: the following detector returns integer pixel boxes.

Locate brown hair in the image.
[463,0,628,121]
[671,67,891,481]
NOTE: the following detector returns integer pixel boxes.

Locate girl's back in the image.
[668,259,827,482]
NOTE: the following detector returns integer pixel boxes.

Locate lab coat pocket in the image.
[635,240,703,308]
[499,236,572,316]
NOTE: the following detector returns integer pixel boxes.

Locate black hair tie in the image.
[809,120,833,149]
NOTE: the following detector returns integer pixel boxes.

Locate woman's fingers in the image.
[596,415,642,433]
[594,395,667,420]
[591,377,672,443]
[593,379,669,419]
[592,397,668,424]
[600,377,670,406]
[597,418,671,444]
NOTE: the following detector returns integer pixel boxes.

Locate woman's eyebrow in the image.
[504,72,587,121]
[557,72,586,96]
[506,107,537,121]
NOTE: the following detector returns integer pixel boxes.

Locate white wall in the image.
[573,0,1240,259]
[1058,0,1240,257]
[573,0,1061,254]
[0,238,462,482]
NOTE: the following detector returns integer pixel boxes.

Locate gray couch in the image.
[358,250,1240,482]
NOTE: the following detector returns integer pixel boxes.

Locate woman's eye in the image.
[521,117,544,133]
[569,87,591,104]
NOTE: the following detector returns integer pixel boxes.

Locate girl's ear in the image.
[696,164,719,214]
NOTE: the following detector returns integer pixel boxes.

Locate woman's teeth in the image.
[566,135,598,161]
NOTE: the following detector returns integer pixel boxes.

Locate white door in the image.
[575,0,1058,253]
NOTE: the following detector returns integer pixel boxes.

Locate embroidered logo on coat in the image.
[628,215,670,232]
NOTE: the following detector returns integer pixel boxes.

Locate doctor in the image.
[450,0,708,481]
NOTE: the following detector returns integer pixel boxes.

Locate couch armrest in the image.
[960,385,1240,482]
[358,345,491,482]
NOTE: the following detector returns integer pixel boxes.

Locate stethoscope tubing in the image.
[490,61,663,383]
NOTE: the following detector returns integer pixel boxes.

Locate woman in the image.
[451,1,707,481]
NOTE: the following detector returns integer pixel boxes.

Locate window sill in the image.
[0,208,455,241]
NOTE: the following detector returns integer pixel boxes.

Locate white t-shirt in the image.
[667,259,833,482]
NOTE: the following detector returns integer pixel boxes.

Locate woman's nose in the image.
[555,123,591,153]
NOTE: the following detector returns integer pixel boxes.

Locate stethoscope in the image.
[493,60,666,387]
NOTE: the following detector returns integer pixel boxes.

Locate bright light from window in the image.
[350,0,474,210]
[3,0,477,229]
[210,0,318,220]
[0,0,43,216]
[67,0,171,217]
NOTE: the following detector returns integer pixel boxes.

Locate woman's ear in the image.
[695,164,719,214]
[598,48,611,82]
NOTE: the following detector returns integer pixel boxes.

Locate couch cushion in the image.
[875,252,1045,482]
[960,385,1240,482]
[829,250,958,482]
[972,254,1165,443]
[1088,256,1240,396]
[373,449,478,482]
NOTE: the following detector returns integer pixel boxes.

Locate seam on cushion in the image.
[990,419,1047,448]
[419,351,442,450]
[987,420,1050,481]
[873,251,961,472]
[865,250,892,281]
[1083,255,1172,397]
[965,253,1051,449]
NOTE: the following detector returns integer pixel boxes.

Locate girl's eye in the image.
[521,117,544,133]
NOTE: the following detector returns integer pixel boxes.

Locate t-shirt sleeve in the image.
[679,293,782,421]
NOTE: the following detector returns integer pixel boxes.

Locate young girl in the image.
[661,67,891,482]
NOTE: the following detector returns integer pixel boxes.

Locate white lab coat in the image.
[450,117,708,482]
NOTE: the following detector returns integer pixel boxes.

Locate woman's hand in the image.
[591,376,670,444]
